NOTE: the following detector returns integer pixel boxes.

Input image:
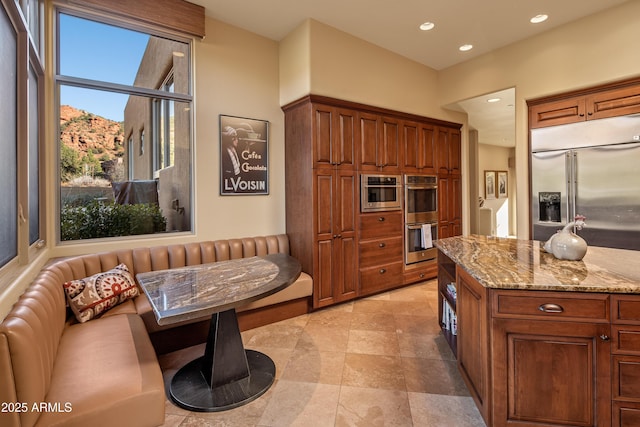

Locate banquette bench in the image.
[0,234,312,427]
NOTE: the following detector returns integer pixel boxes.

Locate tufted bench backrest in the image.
[0,234,291,427]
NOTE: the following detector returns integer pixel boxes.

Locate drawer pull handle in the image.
[379,242,386,248]
[379,268,386,274]
[378,217,385,222]
[600,335,610,341]
[538,303,563,313]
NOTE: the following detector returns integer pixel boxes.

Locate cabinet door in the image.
[314,170,335,307]
[492,319,611,427]
[436,127,451,175]
[419,123,436,173]
[334,108,356,169]
[448,128,461,175]
[529,97,586,128]
[403,121,436,173]
[313,170,358,307]
[358,112,380,170]
[449,175,462,236]
[438,175,451,238]
[457,268,490,423]
[588,84,640,121]
[312,105,356,169]
[334,170,358,301]
[312,105,334,168]
[380,117,400,171]
[402,121,420,171]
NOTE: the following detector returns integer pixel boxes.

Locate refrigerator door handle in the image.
[572,151,578,220]
[566,152,574,221]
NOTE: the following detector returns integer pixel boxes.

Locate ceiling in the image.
[191,0,629,147]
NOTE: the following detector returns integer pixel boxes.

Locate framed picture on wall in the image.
[497,171,508,198]
[219,115,269,195]
[484,170,496,200]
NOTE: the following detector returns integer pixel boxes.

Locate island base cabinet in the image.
[491,319,611,427]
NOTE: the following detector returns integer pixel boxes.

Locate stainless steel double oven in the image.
[404,175,438,265]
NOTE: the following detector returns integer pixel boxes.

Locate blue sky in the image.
[59,14,149,122]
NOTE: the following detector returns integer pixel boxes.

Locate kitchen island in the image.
[435,235,640,427]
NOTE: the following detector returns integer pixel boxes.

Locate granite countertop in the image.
[435,235,640,293]
[136,253,301,325]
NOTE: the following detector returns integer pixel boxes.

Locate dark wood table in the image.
[136,253,301,412]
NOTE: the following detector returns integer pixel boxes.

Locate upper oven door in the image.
[361,174,402,212]
[405,178,437,223]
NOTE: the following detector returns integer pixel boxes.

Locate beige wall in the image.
[478,144,514,237]
[439,0,640,238]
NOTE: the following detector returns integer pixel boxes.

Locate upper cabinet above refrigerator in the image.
[529,81,640,128]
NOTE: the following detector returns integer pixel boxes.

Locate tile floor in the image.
[158,279,486,426]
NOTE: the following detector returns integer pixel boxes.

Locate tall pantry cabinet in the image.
[283,95,462,309]
[284,99,358,308]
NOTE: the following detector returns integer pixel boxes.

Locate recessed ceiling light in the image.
[487,98,501,103]
[172,51,185,57]
[459,44,473,52]
[530,14,548,24]
[419,22,435,31]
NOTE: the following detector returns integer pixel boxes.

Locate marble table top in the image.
[136,253,301,326]
[435,235,640,293]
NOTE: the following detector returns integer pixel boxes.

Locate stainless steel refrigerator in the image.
[531,115,640,250]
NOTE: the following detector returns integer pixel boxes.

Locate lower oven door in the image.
[405,222,438,264]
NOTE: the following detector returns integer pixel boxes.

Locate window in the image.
[56,6,194,241]
[154,73,175,171]
[0,0,43,274]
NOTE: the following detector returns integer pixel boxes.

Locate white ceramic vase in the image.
[546,216,588,261]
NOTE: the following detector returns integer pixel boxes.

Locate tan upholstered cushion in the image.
[63,264,139,323]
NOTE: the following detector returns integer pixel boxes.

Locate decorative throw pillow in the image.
[63,263,139,323]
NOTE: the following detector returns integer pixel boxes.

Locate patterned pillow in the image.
[63,263,139,323]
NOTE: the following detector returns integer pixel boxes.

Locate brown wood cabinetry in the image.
[612,295,640,427]
[529,78,640,128]
[491,291,611,427]
[401,121,437,173]
[359,212,404,296]
[437,248,632,427]
[284,98,359,309]
[438,174,462,238]
[284,95,462,308]
[436,126,461,175]
[312,104,356,169]
[358,113,401,172]
[314,169,358,307]
[436,127,461,239]
[457,267,490,423]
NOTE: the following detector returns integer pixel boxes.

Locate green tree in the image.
[60,144,82,182]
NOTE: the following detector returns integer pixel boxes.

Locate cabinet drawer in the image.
[360,261,403,294]
[359,236,403,268]
[614,326,640,355]
[613,356,640,401]
[403,260,437,284]
[359,212,402,239]
[613,402,640,427]
[492,291,609,322]
[613,295,640,325]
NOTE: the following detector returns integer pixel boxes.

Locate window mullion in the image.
[56,74,192,103]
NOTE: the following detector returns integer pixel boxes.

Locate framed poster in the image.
[219,115,269,195]
[497,171,508,198]
[484,170,496,200]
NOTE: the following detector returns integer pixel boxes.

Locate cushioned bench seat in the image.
[0,234,312,427]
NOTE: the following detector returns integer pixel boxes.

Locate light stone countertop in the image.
[435,235,640,293]
[136,253,301,326]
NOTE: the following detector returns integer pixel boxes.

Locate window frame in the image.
[53,2,195,243]
[0,0,45,282]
